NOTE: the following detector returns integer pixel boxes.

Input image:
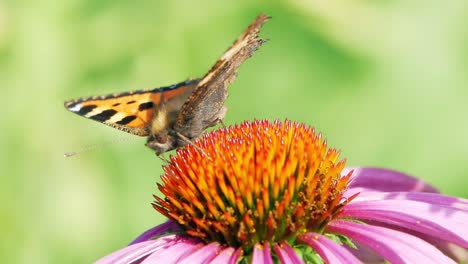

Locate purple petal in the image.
[363,221,468,262]
[298,232,362,264]
[252,242,273,264]
[273,242,304,264]
[177,242,224,264]
[349,191,468,212]
[209,247,237,264]
[343,242,384,263]
[96,235,179,264]
[227,248,243,264]
[344,167,438,193]
[328,220,456,264]
[130,221,182,245]
[140,238,204,264]
[341,199,468,247]
[415,233,468,262]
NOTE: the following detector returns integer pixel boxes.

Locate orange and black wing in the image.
[64,79,199,136]
[175,14,270,138]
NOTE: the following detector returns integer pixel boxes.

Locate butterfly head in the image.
[146,133,176,155]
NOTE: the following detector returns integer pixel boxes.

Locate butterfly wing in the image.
[64,79,200,136]
[174,14,270,138]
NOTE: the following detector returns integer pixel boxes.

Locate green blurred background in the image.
[1,0,467,262]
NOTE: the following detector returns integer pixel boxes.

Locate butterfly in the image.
[65,13,270,156]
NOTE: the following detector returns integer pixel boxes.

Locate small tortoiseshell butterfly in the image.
[65,14,269,156]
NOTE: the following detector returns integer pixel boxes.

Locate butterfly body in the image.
[65,14,270,155]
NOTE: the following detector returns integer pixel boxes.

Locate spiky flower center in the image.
[153,120,353,252]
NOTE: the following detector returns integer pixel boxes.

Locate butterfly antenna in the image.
[63,137,135,158]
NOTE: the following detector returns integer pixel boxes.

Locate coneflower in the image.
[97,120,468,263]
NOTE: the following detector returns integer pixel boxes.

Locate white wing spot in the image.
[68,104,82,112]
[84,107,106,117]
[108,112,127,124]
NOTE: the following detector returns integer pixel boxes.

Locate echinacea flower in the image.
[97,120,468,263]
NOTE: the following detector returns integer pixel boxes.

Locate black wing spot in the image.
[90,109,117,122]
[116,115,137,125]
[76,105,97,115]
[127,100,136,105]
[112,102,121,107]
[138,101,154,111]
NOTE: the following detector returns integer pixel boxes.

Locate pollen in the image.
[153,120,354,252]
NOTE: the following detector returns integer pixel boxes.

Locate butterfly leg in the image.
[219,119,227,129]
[176,132,212,160]
[156,153,171,163]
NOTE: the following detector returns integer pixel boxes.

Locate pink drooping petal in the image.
[341,199,468,247]
[96,235,179,264]
[349,191,468,212]
[363,220,468,263]
[129,221,182,245]
[417,233,468,262]
[227,248,243,264]
[252,242,273,264]
[273,242,304,264]
[328,220,456,264]
[298,232,362,264]
[344,242,384,263]
[140,238,204,264]
[344,167,438,193]
[178,242,224,264]
[209,247,237,264]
